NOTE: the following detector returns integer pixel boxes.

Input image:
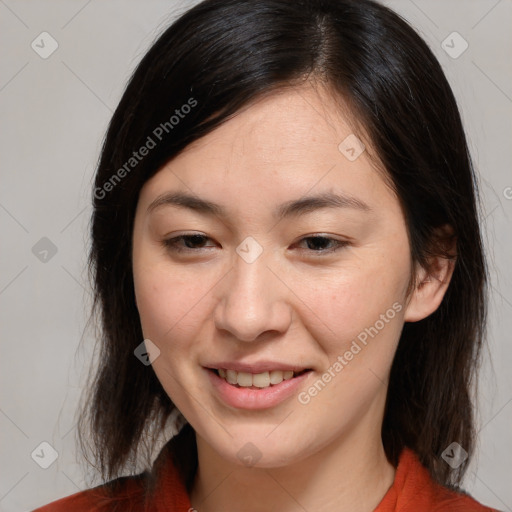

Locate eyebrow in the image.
[147,191,371,221]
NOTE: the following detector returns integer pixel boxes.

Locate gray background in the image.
[0,1,511,511]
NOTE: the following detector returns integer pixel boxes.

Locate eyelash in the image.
[162,234,350,256]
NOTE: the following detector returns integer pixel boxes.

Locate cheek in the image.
[298,271,405,426]
[306,259,408,353]
[133,260,208,345]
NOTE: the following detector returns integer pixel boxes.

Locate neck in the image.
[189,428,395,512]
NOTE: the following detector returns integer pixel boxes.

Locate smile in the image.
[214,368,309,389]
[205,366,313,409]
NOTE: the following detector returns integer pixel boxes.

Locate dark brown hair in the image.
[78,0,488,498]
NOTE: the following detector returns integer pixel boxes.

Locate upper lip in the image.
[204,361,311,373]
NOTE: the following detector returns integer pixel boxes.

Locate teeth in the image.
[216,368,301,388]
[226,369,238,385]
[237,371,253,387]
[252,372,270,388]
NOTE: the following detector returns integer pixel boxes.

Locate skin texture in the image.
[132,84,455,512]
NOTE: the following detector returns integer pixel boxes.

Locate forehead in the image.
[138,85,397,218]
[182,85,360,164]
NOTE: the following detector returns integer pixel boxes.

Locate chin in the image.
[200,427,316,469]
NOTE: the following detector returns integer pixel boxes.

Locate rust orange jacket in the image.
[34,445,498,511]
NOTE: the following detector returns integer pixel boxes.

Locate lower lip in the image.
[205,368,312,410]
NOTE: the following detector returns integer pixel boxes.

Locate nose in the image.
[213,252,293,342]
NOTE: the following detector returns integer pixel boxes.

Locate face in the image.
[132,85,422,468]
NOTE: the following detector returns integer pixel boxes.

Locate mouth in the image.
[205,365,313,409]
[207,367,312,390]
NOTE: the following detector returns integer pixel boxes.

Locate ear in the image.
[403,225,457,322]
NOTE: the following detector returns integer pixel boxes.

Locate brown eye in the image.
[162,234,216,253]
[295,236,349,255]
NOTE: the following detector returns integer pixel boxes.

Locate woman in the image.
[34,0,498,510]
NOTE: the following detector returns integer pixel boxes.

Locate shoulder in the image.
[32,474,147,512]
[32,435,193,512]
[422,474,498,512]
[429,487,498,512]
[378,448,499,512]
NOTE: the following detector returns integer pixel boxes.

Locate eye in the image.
[162,233,350,256]
[162,234,216,253]
[294,235,350,255]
